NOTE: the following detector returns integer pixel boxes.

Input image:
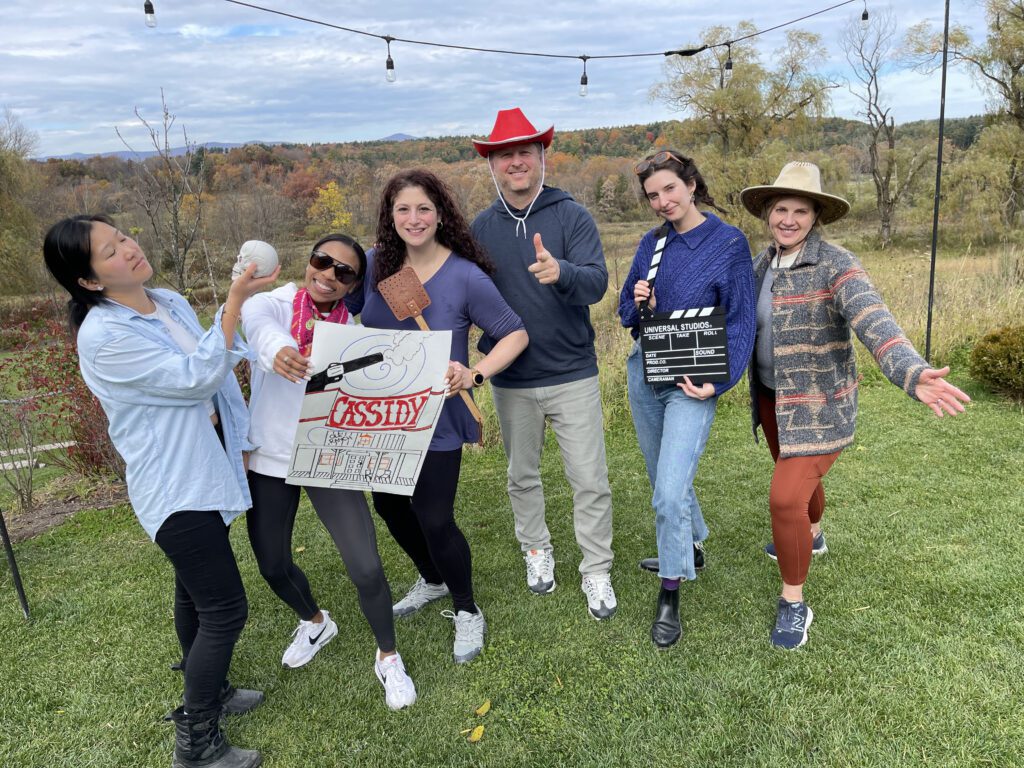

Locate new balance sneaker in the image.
[581,573,617,620]
[770,598,813,650]
[442,606,486,664]
[765,531,827,561]
[392,577,450,617]
[524,548,556,594]
[281,611,338,669]
[374,651,417,710]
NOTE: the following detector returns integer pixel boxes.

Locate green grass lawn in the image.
[1,376,1022,767]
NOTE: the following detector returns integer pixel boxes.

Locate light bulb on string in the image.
[578,56,589,97]
[144,0,156,28]
[861,1,869,21]
[724,44,733,82]
[384,36,396,83]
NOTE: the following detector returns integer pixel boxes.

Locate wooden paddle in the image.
[377,266,484,443]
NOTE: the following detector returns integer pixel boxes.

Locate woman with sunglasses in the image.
[347,169,528,664]
[618,151,756,649]
[240,233,417,710]
[42,214,275,768]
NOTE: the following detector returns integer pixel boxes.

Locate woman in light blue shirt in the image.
[43,214,276,768]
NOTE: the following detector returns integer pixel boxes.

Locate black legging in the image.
[246,472,396,652]
[155,510,248,714]
[372,448,476,614]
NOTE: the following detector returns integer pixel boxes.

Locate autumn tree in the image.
[653,24,836,156]
[307,181,353,234]
[908,0,1024,224]
[117,93,208,294]
[841,9,931,246]
[0,108,43,294]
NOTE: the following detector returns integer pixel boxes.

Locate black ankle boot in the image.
[650,587,681,649]
[219,681,264,716]
[170,707,262,768]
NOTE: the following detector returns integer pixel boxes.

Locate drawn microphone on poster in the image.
[286,322,451,496]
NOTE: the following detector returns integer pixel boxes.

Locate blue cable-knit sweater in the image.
[618,212,756,395]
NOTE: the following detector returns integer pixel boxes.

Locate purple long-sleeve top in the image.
[618,212,756,396]
[349,251,524,450]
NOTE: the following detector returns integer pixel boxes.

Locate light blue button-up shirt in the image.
[76,288,254,541]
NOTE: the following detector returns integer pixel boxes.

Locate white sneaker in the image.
[281,611,338,668]
[581,574,617,620]
[441,606,486,664]
[524,548,556,594]
[393,577,450,617]
[374,651,417,710]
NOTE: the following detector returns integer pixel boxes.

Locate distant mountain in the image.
[44,141,257,161]
[379,133,417,142]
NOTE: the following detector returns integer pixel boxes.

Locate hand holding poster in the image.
[287,322,451,496]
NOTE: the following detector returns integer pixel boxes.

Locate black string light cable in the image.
[210,0,863,93]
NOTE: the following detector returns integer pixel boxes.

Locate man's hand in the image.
[527,233,560,285]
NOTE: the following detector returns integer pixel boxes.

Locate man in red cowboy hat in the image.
[470,107,616,621]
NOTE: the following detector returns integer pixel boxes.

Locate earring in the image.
[438,221,443,228]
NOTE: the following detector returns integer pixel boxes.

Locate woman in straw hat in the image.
[619,150,756,649]
[739,161,970,650]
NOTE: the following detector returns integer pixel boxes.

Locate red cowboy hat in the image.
[472,107,554,157]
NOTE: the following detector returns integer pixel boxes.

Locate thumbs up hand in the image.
[527,232,560,285]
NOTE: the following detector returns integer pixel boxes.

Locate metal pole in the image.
[0,508,30,619]
[925,0,952,363]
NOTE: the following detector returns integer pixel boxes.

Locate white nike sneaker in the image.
[281,610,338,669]
[374,651,417,710]
[581,573,617,620]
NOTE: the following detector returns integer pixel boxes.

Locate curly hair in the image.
[373,169,494,287]
[635,149,726,215]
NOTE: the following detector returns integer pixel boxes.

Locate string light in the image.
[724,44,733,83]
[384,36,396,83]
[143,0,156,28]
[222,0,863,95]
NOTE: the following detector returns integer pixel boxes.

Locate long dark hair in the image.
[373,169,494,287]
[42,214,115,331]
[636,150,726,215]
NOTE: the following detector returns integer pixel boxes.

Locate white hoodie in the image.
[241,283,354,478]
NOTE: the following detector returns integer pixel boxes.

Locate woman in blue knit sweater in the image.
[619,150,756,649]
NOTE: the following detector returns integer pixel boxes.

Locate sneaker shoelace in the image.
[525,552,552,580]
[584,575,612,603]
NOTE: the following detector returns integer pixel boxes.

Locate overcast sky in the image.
[1,1,991,158]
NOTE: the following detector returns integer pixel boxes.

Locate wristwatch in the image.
[470,368,486,387]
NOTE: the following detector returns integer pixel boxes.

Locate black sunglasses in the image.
[309,251,360,284]
[633,150,686,175]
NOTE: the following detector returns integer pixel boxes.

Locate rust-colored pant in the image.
[757,387,841,586]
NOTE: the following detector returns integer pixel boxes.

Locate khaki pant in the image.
[491,375,614,576]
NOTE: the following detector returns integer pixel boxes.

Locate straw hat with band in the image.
[472,107,554,157]
[739,161,850,225]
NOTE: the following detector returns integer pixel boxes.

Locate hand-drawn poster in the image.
[286,322,452,496]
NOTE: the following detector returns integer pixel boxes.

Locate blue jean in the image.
[626,343,716,581]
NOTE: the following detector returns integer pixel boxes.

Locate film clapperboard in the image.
[637,225,729,385]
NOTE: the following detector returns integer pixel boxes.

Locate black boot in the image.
[650,587,681,649]
[219,681,264,716]
[170,707,262,768]
[164,681,264,722]
[639,545,705,575]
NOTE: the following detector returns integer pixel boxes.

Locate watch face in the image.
[472,371,485,386]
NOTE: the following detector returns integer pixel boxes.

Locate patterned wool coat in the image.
[749,229,929,457]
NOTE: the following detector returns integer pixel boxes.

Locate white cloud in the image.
[0,0,996,157]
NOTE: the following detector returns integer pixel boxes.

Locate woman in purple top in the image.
[618,150,756,649]
[350,169,528,664]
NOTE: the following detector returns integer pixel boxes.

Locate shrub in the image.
[1,320,125,481]
[970,324,1024,401]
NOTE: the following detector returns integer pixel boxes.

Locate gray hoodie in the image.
[472,186,608,388]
